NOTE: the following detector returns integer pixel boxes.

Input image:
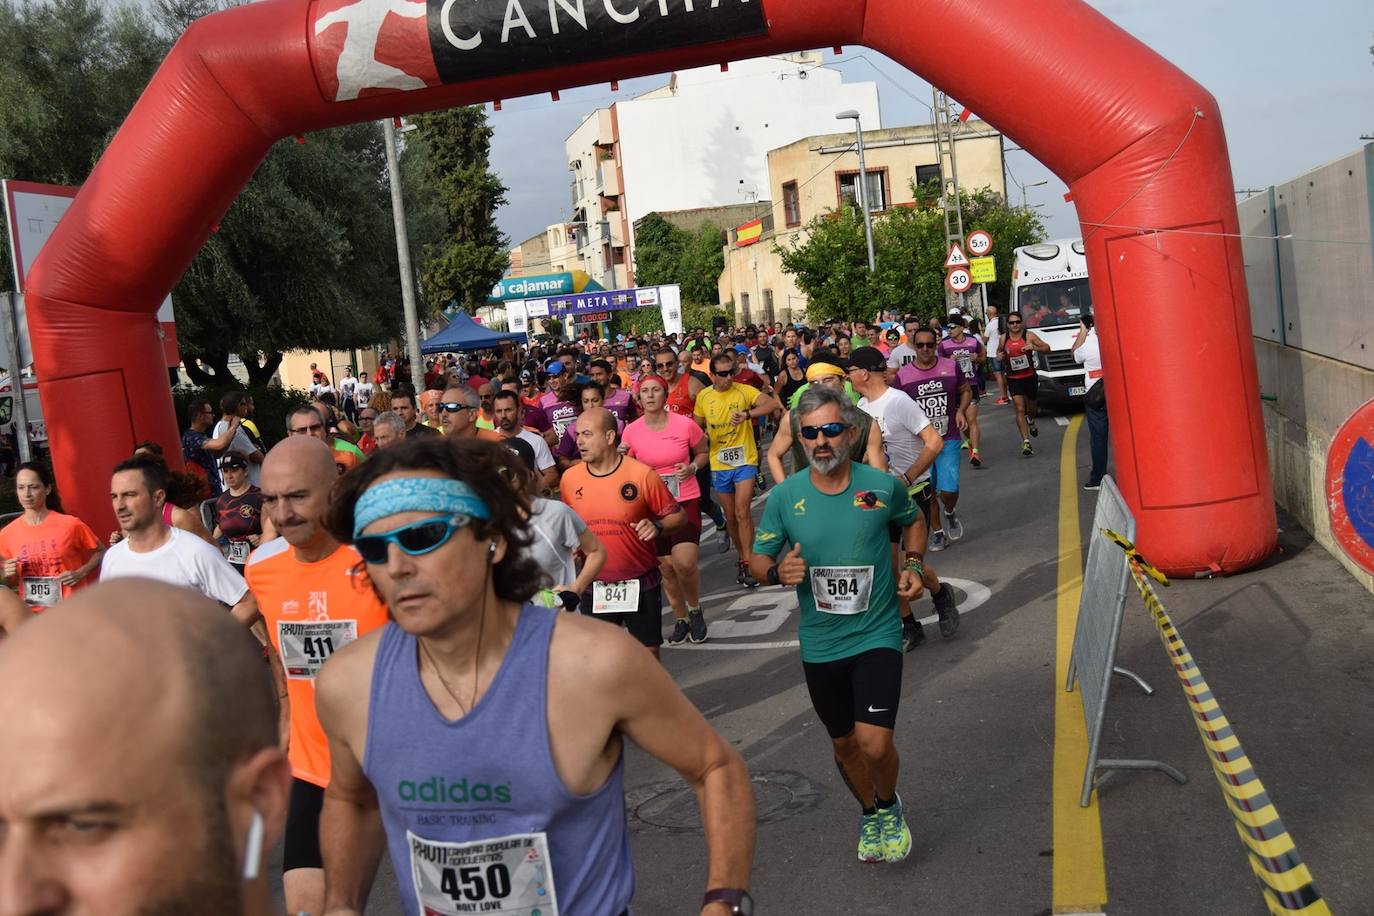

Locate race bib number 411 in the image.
[408,830,558,916]
[277,619,357,679]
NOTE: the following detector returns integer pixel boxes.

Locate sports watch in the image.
[702,888,754,915]
[766,564,781,586]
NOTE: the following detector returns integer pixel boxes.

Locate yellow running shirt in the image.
[695,382,761,472]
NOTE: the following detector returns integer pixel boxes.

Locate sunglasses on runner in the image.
[438,402,472,413]
[712,368,734,377]
[800,422,850,439]
[1007,320,1023,326]
[354,514,475,564]
[655,361,675,370]
[914,342,937,349]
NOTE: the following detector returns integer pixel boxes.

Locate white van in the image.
[1008,238,1092,400]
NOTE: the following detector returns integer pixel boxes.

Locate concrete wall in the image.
[1242,144,1374,593]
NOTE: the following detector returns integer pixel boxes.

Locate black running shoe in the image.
[932,585,960,638]
[688,609,708,643]
[1028,419,1039,438]
[666,618,690,645]
[902,618,925,652]
[737,562,758,588]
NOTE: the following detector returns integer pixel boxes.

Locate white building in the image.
[565,52,880,289]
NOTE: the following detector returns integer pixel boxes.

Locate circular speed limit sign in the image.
[946,267,972,293]
[966,229,993,256]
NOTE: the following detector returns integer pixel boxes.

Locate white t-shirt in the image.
[859,387,933,483]
[527,498,586,587]
[101,527,249,607]
[986,317,1001,349]
[886,343,918,370]
[354,382,375,406]
[1073,330,1103,390]
[516,429,556,472]
[339,377,357,399]
[312,382,336,400]
[212,419,261,487]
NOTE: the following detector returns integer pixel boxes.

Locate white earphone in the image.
[242,808,264,880]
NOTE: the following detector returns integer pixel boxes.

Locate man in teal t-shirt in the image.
[748,384,926,867]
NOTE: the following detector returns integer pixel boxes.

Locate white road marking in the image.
[664,577,992,651]
[1054,416,1070,427]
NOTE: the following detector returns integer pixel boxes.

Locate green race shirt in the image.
[753,462,917,663]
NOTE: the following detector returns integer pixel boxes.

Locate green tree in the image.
[409,106,508,313]
[777,185,1045,324]
[632,213,726,307]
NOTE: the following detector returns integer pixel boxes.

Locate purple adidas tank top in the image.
[363,604,634,914]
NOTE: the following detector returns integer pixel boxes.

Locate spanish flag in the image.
[735,218,763,247]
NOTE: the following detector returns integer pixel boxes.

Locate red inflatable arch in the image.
[24,0,1275,575]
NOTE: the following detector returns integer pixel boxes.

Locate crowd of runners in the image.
[0,307,1106,914]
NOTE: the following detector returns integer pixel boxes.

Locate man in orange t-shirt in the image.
[561,408,683,658]
[238,437,389,916]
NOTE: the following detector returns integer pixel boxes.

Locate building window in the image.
[837,169,888,212]
[740,292,751,326]
[915,164,941,188]
[763,289,775,326]
[783,181,801,227]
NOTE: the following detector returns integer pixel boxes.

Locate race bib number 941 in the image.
[408,830,558,916]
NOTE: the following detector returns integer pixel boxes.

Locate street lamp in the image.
[1022,179,1048,209]
[836,109,876,273]
[382,117,424,395]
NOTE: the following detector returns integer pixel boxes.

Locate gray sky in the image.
[488,0,1373,250]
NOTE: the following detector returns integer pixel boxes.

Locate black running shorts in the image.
[1008,374,1039,401]
[284,777,325,872]
[580,574,665,648]
[802,647,904,738]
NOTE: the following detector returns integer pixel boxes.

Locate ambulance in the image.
[1008,238,1092,401]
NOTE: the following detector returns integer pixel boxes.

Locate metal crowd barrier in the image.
[1066,476,1185,806]
[1104,530,1331,916]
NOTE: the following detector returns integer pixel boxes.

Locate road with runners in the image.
[267,396,1374,914]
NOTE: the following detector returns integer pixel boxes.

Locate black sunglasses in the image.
[439,402,473,413]
[800,422,850,440]
[914,342,937,349]
[712,368,733,377]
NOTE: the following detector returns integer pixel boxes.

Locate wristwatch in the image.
[766,564,780,586]
[702,889,754,915]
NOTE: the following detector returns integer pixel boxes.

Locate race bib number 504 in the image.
[810,566,874,615]
[408,830,558,916]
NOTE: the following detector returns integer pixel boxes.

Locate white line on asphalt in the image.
[1055,416,1070,427]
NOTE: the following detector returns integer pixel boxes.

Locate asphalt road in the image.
[268,393,1374,914]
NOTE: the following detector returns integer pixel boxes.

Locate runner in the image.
[847,347,961,649]
[316,437,756,915]
[590,358,637,425]
[212,451,270,575]
[938,314,987,467]
[390,388,441,438]
[492,390,559,491]
[555,381,624,470]
[181,397,238,497]
[623,374,711,645]
[562,408,685,657]
[767,360,886,480]
[354,370,375,415]
[101,457,257,623]
[997,310,1052,456]
[372,411,406,449]
[662,347,726,537]
[984,304,1007,404]
[436,384,484,439]
[339,367,358,422]
[895,327,970,550]
[0,462,103,612]
[747,384,925,864]
[213,390,264,489]
[696,353,781,588]
[288,405,366,475]
[0,580,291,914]
[239,436,392,916]
[356,405,379,454]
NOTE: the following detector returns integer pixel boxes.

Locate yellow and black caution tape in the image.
[1102,529,1331,916]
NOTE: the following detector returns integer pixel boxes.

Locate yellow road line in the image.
[1052,415,1109,912]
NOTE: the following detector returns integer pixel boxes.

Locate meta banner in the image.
[311,0,766,102]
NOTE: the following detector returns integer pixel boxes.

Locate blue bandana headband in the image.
[353,478,491,540]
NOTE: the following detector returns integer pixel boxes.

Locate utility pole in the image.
[932,89,968,315]
[382,117,425,396]
[836,110,876,273]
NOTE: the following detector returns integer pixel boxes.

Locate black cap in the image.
[846,347,887,372]
[501,435,536,472]
[219,453,249,470]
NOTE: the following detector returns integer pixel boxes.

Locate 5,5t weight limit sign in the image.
[946,267,972,293]
[966,229,993,256]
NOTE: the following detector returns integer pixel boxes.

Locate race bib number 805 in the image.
[408,830,558,916]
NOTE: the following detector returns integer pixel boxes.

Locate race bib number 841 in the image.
[408,830,558,916]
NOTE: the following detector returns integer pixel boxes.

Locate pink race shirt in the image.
[621,413,704,502]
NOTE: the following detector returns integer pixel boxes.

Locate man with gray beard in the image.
[747,384,926,867]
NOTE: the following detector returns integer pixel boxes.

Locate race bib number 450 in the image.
[810,566,874,615]
[277,619,357,679]
[408,830,558,916]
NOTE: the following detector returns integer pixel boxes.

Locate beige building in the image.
[719,121,1006,326]
[507,223,586,278]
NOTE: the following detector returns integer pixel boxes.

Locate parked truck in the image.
[1009,238,1092,401]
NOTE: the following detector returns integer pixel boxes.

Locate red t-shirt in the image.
[0,512,101,611]
[560,456,678,581]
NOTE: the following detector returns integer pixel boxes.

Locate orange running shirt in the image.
[560,456,678,582]
[246,540,390,787]
[0,512,101,611]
